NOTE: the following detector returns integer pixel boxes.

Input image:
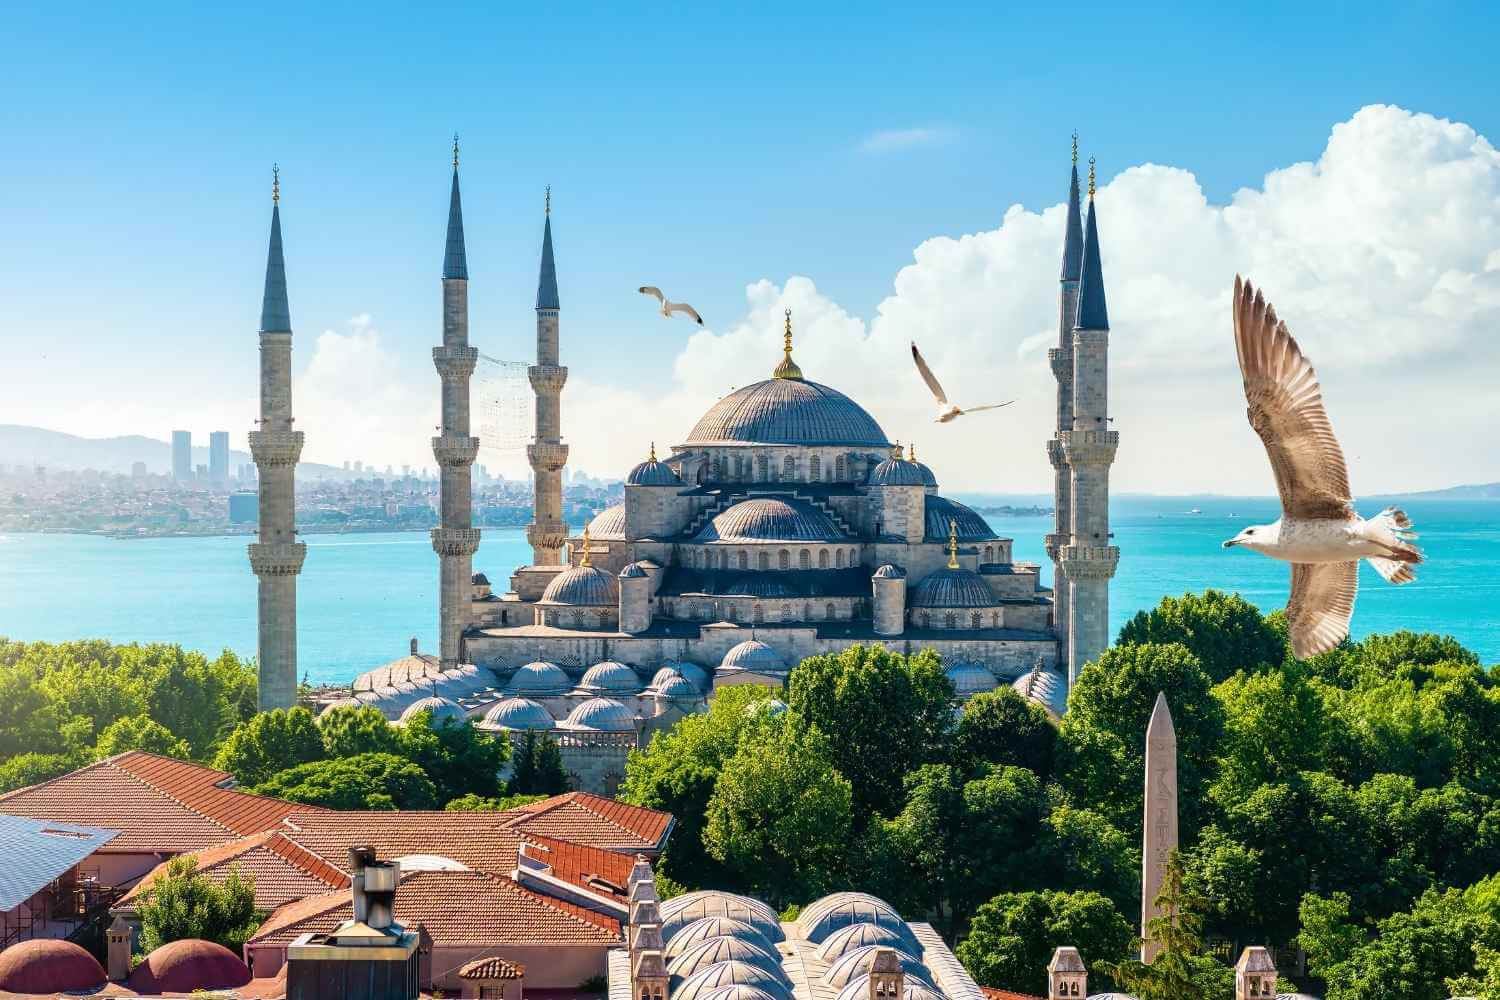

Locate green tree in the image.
[508,731,570,796]
[1102,855,1234,1000]
[0,661,66,756]
[0,751,78,793]
[140,646,241,757]
[954,687,1057,779]
[35,660,150,744]
[94,714,192,760]
[136,856,263,954]
[445,792,548,810]
[786,645,954,818]
[213,707,325,786]
[703,717,853,909]
[250,753,437,810]
[1040,805,1140,916]
[317,705,402,758]
[1210,667,1329,802]
[1118,590,1286,683]
[396,711,508,804]
[1448,944,1500,1000]
[956,889,1134,995]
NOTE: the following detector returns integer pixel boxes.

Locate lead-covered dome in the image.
[798,893,917,949]
[506,661,571,696]
[579,661,642,694]
[667,937,788,982]
[836,979,946,1000]
[720,640,787,674]
[588,504,626,540]
[664,917,777,959]
[628,453,683,486]
[909,568,999,609]
[815,922,910,963]
[684,378,890,448]
[694,497,848,544]
[1013,666,1068,718]
[559,697,637,732]
[923,496,998,542]
[399,696,468,725]
[540,564,620,606]
[479,697,555,731]
[661,891,784,944]
[947,662,1000,696]
[868,458,927,487]
[671,962,795,1000]
[823,946,933,989]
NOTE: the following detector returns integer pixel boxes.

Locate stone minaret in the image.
[431,139,482,670]
[1047,135,1084,664]
[1142,692,1179,964]
[1059,157,1119,685]
[526,189,568,565]
[248,167,306,711]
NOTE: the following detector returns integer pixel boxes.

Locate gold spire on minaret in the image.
[773,308,804,380]
[947,519,960,569]
[1088,156,1097,199]
[1071,131,1078,166]
[272,164,280,205]
[579,524,592,568]
[452,133,460,171]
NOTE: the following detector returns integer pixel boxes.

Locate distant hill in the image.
[0,424,350,480]
[1394,482,1500,499]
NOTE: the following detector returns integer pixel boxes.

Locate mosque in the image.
[255,140,1118,793]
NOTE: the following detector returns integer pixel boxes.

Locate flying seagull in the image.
[911,342,1013,423]
[1222,276,1422,659]
[638,286,703,325]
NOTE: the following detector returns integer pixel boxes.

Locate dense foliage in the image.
[135,856,262,954]
[250,752,438,810]
[956,889,1134,995]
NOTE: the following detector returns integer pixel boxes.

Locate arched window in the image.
[992,611,1000,627]
[598,609,610,626]
[738,550,749,570]
[836,549,846,568]
[798,549,810,569]
[985,545,994,562]
[758,550,770,570]
[727,603,738,621]
[783,455,795,479]
[809,454,821,479]
[971,612,982,629]
[753,603,764,623]
[835,455,847,480]
[500,610,508,624]
[779,549,789,570]
[803,602,812,619]
[757,454,770,480]
[819,549,829,568]
[826,602,836,620]
[944,612,957,629]
[720,550,730,569]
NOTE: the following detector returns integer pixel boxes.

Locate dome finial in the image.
[1088,156,1096,200]
[648,440,657,462]
[579,523,592,568]
[909,441,918,462]
[947,519,959,569]
[773,307,804,380]
[272,163,280,205]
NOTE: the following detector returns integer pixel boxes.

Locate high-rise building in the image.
[172,430,192,481]
[131,461,147,480]
[209,431,230,485]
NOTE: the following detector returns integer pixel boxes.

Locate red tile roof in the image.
[520,834,634,902]
[119,829,349,911]
[247,870,621,949]
[278,811,525,877]
[504,792,673,851]
[458,956,526,980]
[980,988,1045,1000]
[0,752,320,854]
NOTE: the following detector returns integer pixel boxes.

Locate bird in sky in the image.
[638,286,704,325]
[1221,276,1422,659]
[910,342,1013,422]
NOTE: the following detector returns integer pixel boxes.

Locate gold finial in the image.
[1088,156,1096,199]
[895,443,906,461]
[272,164,280,205]
[649,441,657,462]
[909,442,918,462]
[452,133,460,170]
[545,185,551,217]
[579,524,592,567]
[773,307,803,380]
[1071,131,1078,166]
[947,519,959,569]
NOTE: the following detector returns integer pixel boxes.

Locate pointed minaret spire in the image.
[443,135,468,281]
[1060,133,1083,283]
[536,186,560,310]
[527,188,569,564]
[260,166,291,333]
[1075,156,1109,331]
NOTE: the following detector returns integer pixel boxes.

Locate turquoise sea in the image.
[1,496,1495,683]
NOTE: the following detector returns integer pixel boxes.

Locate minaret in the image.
[1141,692,1179,964]
[526,187,568,565]
[431,137,481,669]
[1047,133,1084,664]
[1059,156,1120,684]
[247,166,306,711]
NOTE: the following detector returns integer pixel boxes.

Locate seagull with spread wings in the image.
[638,286,704,325]
[911,342,1013,423]
[1222,276,1422,658]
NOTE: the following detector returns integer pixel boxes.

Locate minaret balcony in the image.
[1043,533,1068,561]
[433,346,479,381]
[1059,544,1119,579]
[526,520,569,553]
[431,527,482,557]
[248,541,307,576]
[1059,429,1118,467]
[528,365,569,393]
[248,430,304,467]
[432,435,480,467]
[1047,348,1073,381]
[527,441,569,472]
[1045,439,1065,468]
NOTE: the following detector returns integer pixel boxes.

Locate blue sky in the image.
[2,2,1497,490]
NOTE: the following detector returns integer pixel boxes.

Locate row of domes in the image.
[0,938,250,996]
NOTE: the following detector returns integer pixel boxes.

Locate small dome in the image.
[720,640,788,674]
[724,575,799,599]
[664,661,710,691]
[947,662,1000,697]
[559,697,637,732]
[867,458,927,487]
[586,503,627,541]
[656,674,702,701]
[628,455,683,486]
[579,661,643,694]
[909,460,937,489]
[700,986,786,1000]
[923,496,997,542]
[651,666,685,689]
[815,922,910,963]
[798,893,916,949]
[399,696,468,725]
[823,946,932,989]
[471,572,491,585]
[1013,667,1068,717]
[745,698,789,718]
[479,697,555,731]
[620,562,651,579]
[318,696,363,715]
[667,937,787,982]
[671,962,795,1000]
[507,661,571,696]
[836,979,946,1000]
[664,917,777,959]
[0,939,107,994]
[128,939,252,994]
[540,564,620,607]
[683,377,890,449]
[693,497,848,544]
[660,891,784,944]
[872,564,906,580]
[909,568,998,609]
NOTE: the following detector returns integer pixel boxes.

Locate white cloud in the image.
[858,126,957,154]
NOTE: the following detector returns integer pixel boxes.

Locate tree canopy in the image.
[136,856,263,955]
[212,707,324,786]
[249,752,437,810]
[956,889,1134,996]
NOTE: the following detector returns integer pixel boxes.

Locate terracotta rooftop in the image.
[504,792,673,852]
[518,833,635,902]
[458,955,526,980]
[0,752,321,854]
[248,870,621,949]
[980,988,1045,1000]
[279,810,525,876]
[119,829,349,911]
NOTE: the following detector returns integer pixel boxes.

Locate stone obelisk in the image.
[1141,691,1178,964]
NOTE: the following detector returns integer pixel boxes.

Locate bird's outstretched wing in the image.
[638,286,665,303]
[1287,561,1357,658]
[911,343,948,404]
[1233,276,1353,520]
[963,402,1015,414]
[667,302,704,325]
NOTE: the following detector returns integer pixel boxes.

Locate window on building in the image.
[779,549,789,570]
[738,550,749,570]
[798,549,810,569]
[753,603,764,623]
[835,455,847,480]
[783,455,795,479]
[781,605,793,622]
[971,612,982,628]
[921,613,930,628]
[758,454,770,480]
[836,549,845,568]
[809,454,821,479]
[944,612,957,628]
[826,602,836,620]
[727,603,738,621]
[758,550,770,570]
[985,545,994,562]
[992,611,1000,627]
[819,549,829,568]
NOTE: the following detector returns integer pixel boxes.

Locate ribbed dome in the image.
[664,917,778,959]
[663,660,710,691]
[399,696,468,725]
[700,987,785,1000]
[694,498,848,544]
[724,575,799,598]
[651,666,685,689]
[579,661,642,694]
[872,564,906,579]
[540,565,620,606]
[479,697,555,731]
[798,893,916,949]
[924,496,998,542]
[655,674,702,700]
[823,947,933,989]
[628,457,683,486]
[909,568,998,609]
[506,661,571,696]
[560,697,637,732]
[720,640,787,673]
[661,891,784,944]
[910,461,937,489]
[868,458,927,487]
[836,979,946,1000]
[671,962,795,1000]
[588,504,626,540]
[947,662,1000,696]
[815,922,910,963]
[620,562,650,579]
[667,937,788,982]
[684,378,889,448]
[1013,667,1068,717]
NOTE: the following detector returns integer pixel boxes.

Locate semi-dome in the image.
[578,661,642,694]
[352,651,443,692]
[664,917,778,959]
[694,497,848,544]
[0,939,107,994]
[815,922,910,963]
[684,377,890,448]
[671,962,795,1000]
[720,640,787,674]
[661,891,784,944]
[947,662,1000,697]
[909,568,999,609]
[539,564,620,606]
[399,696,468,726]
[628,449,684,486]
[507,661,571,696]
[1013,666,1068,718]
[836,979,947,1000]
[798,893,916,948]
[822,946,933,989]
[868,458,927,487]
[588,503,627,540]
[127,939,252,994]
[559,697,637,732]
[479,697,555,731]
[667,937,788,982]
[923,496,998,542]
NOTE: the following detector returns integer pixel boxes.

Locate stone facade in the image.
[527,202,568,565]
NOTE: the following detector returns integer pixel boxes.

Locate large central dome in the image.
[684,378,890,447]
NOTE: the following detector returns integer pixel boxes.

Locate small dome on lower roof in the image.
[664,660,710,691]
[693,497,849,544]
[663,917,778,960]
[822,946,933,989]
[620,562,651,579]
[399,696,468,725]
[872,564,906,579]
[540,564,620,606]
[0,939,107,994]
[559,697,637,732]
[947,662,999,697]
[579,660,642,694]
[798,893,917,949]
[478,697,555,731]
[651,666,685,689]
[836,979,947,1000]
[670,962,795,1000]
[909,567,999,609]
[588,503,626,540]
[745,698,788,719]
[815,922,911,963]
[720,640,787,674]
[660,891,784,944]
[868,458,927,487]
[628,456,684,486]
[667,936,788,982]
[127,939,251,994]
[655,674,702,701]
[699,986,785,1000]
[318,696,362,715]
[506,661,571,696]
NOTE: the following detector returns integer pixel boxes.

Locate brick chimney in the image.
[1047,946,1087,999]
[1235,947,1277,999]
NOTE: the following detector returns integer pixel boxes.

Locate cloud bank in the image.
[858,126,957,154]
